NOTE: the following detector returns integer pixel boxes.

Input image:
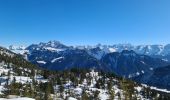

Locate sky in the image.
[0,0,170,47]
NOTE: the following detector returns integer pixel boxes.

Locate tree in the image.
[59,85,64,98]
[44,82,53,100]
[109,90,115,100]
[107,81,113,91]
[82,90,89,100]
[93,90,100,100]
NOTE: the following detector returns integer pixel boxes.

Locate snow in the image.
[136,72,140,76]
[109,48,117,53]
[13,76,32,84]
[8,45,26,50]
[0,68,10,75]
[135,86,142,92]
[0,86,4,94]
[141,70,145,74]
[162,58,168,62]
[11,50,28,55]
[142,84,170,93]
[35,75,48,83]
[73,43,170,57]
[7,43,170,60]
[74,87,82,95]
[51,57,64,63]
[150,67,153,70]
[87,50,105,60]
[37,61,46,64]
[76,46,86,50]
[0,76,32,84]
[44,47,64,52]
[0,64,167,100]
[8,45,28,55]
[140,61,146,64]
[128,72,141,78]
[67,97,77,100]
[150,86,170,93]
[99,91,109,100]
[0,97,35,100]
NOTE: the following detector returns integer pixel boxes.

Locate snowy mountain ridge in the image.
[8,41,170,61]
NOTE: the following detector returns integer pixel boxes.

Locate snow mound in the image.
[0,97,35,100]
[67,97,77,100]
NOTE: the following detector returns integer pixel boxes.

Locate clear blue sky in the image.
[0,0,170,46]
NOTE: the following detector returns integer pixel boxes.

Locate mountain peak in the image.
[37,40,68,49]
[48,40,61,45]
[8,45,26,50]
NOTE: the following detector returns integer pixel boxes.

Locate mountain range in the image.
[7,41,170,90]
[1,46,170,99]
[9,41,170,61]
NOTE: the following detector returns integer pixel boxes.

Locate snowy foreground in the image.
[0,61,170,99]
[0,97,76,100]
[0,97,34,100]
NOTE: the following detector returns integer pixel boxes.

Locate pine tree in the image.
[109,90,115,100]
[93,90,100,100]
[59,85,64,98]
[82,90,89,100]
[44,82,52,100]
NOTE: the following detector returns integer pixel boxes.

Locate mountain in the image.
[2,42,170,99]
[7,41,170,91]
[28,48,107,71]
[146,65,170,90]
[75,43,170,61]
[24,41,103,70]
[1,46,170,99]
[8,41,170,61]
[7,41,169,75]
[26,40,69,52]
[131,64,170,91]
[21,41,169,78]
[0,46,42,99]
[9,45,26,50]
[101,50,168,77]
[0,46,37,77]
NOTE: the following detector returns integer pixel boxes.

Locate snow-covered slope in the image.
[0,47,47,99]
[8,45,28,55]
[0,97,35,100]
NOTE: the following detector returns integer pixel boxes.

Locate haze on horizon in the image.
[0,0,170,46]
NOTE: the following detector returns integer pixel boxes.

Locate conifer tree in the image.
[82,90,89,100]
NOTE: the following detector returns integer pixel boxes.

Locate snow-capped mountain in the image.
[2,42,170,99]
[22,41,169,79]
[8,45,28,55]
[8,41,170,61]
[26,40,69,52]
[6,41,170,90]
[9,45,26,50]
[7,41,170,74]
[85,44,170,61]
[78,43,170,61]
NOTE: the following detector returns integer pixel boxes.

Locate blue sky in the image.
[0,0,170,46]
